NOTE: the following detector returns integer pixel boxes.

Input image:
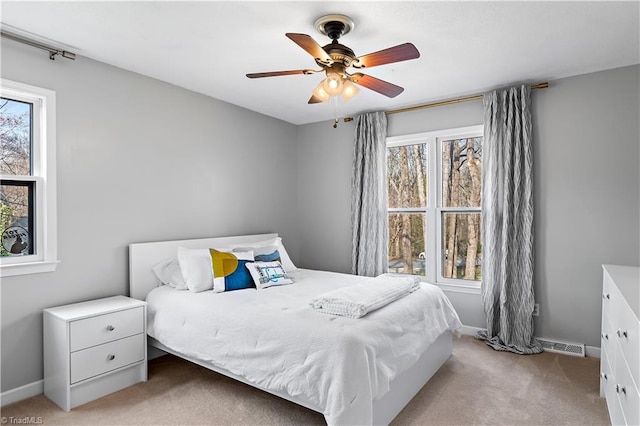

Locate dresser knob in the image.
[601,373,608,380]
[616,329,628,339]
[615,384,626,395]
[603,293,610,300]
[601,333,609,340]
[107,354,115,361]
[106,325,115,331]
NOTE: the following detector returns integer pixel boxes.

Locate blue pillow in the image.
[211,249,255,292]
[255,250,281,263]
[223,259,254,291]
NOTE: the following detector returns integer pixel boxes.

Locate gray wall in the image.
[533,65,640,344]
[0,40,299,392]
[297,65,640,349]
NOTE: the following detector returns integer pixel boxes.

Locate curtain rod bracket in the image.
[1,30,76,61]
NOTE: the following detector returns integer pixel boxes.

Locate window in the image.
[1,79,57,276]
[387,125,483,291]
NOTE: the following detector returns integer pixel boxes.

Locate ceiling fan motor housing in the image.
[314,14,358,68]
[318,42,356,68]
[324,21,346,40]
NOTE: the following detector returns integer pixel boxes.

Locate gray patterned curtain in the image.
[351,111,388,276]
[477,85,542,354]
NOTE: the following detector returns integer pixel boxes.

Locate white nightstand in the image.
[44,295,147,411]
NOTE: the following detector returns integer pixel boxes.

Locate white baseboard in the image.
[458,325,484,336]
[1,380,43,407]
[457,325,601,358]
[585,346,601,359]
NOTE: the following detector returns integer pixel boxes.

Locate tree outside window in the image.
[387,127,483,286]
[1,98,34,257]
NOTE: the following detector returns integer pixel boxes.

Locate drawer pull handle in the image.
[107,354,116,361]
[601,333,608,340]
[615,384,626,395]
[616,329,628,339]
[601,373,608,380]
[106,325,115,332]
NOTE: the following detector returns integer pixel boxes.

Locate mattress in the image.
[146,268,461,425]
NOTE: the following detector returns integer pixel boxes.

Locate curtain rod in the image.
[343,82,548,123]
[0,31,76,61]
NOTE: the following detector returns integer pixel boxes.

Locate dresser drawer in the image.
[70,307,144,352]
[614,351,640,426]
[70,333,145,384]
[613,301,640,385]
[602,315,617,366]
[601,345,615,398]
[603,271,616,303]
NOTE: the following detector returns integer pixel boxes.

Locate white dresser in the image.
[44,296,147,411]
[601,265,639,426]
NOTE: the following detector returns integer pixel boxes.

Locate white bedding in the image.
[146,268,461,425]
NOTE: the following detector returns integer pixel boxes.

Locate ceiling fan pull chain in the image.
[332,96,339,128]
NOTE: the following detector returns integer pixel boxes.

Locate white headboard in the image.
[128,233,278,301]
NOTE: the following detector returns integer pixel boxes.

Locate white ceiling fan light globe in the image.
[342,80,359,102]
[322,72,344,96]
[312,82,331,102]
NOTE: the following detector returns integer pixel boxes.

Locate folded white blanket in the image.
[309,274,421,318]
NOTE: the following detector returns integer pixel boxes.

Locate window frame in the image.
[1,79,58,277]
[386,124,483,294]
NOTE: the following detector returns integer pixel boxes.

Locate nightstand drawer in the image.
[70,333,145,384]
[70,307,144,351]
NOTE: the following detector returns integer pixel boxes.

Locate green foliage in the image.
[0,202,13,256]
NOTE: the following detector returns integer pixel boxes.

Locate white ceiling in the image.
[2,1,639,125]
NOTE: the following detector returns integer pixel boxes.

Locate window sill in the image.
[431,281,482,295]
[387,272,482,295]
[0,260,60,277]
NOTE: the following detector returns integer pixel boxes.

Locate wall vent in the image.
[537,338,585,357]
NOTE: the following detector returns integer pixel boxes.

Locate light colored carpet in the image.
[1,335,610,425]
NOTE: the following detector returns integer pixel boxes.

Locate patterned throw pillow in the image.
[245,261,293,290]
[234,245,280,261]
[255,250,281,263]
[211,249,255,292]
[231,237,297,272]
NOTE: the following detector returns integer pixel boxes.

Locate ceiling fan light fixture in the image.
[248,13,421,107]
[342,80,359,102]
[322,72,344,96]
[312,82,331,103]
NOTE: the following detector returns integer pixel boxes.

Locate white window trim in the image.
[387,125,483,294]
[1,79,58,277]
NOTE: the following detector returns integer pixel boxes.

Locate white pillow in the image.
[177,247,215,293]
[239,237,297,272]
[245,261,293,289]
[151,258,187,290]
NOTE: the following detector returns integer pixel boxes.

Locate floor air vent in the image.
[537,338,585,357]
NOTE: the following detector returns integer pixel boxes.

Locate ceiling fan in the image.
[246,14,420,104]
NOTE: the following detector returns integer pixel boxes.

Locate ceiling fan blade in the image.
[353,43,420,68]
[286,33,333,65]
[350,73,404,98]
[246,70,310,78]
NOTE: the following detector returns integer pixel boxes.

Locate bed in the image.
[129,233,461,425]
